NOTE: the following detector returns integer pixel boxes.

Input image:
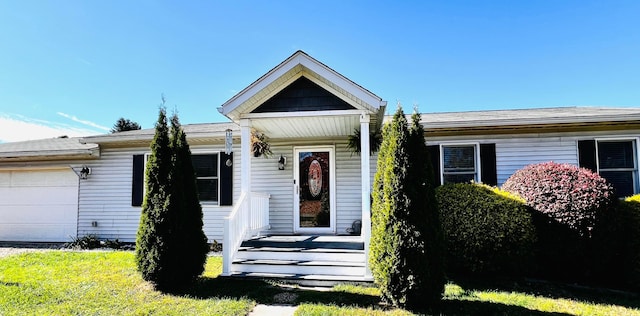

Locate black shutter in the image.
[578,140,597,172]
[132,154,144,207]
[480,144,498,186]
[219,152,233,206]
[427,145,441,186]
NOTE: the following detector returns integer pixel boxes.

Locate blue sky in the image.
[1,1,639,142]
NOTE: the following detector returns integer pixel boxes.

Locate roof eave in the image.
[423,114,640,129]
[0,148,101,162]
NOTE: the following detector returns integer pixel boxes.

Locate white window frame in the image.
[144,150,221,206]
[595,137,640,195]
[439,142,481,185]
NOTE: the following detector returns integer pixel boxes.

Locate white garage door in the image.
[0,168,78,242]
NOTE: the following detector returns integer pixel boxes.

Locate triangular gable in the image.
[252,77,355,113]
[218,50,385,122]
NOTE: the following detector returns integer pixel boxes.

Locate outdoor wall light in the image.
[80,166,91,179]
[278,155,286,170]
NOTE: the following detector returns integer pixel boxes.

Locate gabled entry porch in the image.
[217,51,386,280]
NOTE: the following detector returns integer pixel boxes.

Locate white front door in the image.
[293,146,336,234]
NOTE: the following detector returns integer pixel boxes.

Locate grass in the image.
[1,251,639,315]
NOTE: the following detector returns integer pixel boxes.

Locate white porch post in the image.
[360,113,372,278]
[240,119,251,194]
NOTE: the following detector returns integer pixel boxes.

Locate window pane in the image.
[598,141,634,169]
[192,154,218,177]
[443,146,475,171]
[197,179,219,202]
[443,173,475,184]
[600,171,635,197]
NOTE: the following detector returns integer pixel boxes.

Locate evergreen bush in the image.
[168,114,209,284]
[401,111,445,307]
[135,108,208,290]
[370,107,408,306]
[502,162,614,236]
[136,108,173,287]
[370,106,445,310]
[436,183,537,275]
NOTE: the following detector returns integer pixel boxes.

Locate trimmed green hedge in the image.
[592,195,640,290]
[436,183,536,276]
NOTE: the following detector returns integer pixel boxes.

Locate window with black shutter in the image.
[132,152,232,206]
[441,144,478,184]
[192,154,220,203]
[597,140,637,197]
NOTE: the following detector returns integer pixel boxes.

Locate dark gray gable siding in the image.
[252,76,355,113]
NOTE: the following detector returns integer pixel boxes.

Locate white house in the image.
[1,51,639,281]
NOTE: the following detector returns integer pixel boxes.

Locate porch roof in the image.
[218,51,387,138]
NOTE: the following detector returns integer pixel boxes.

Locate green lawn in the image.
[1,251,639,315]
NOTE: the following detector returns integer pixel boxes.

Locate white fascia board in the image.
[241,109,364,120]
[0,149,100,162]
[0,164,74,171]
[220,55,303,119]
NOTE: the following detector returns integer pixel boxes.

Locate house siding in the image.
[427,130,640,186]
[251,143,294,234]
[252,140,369,234]
[495,137,577,185]
[77,144,240,243]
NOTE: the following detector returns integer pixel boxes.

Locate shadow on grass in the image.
[164,276,575,315]
[172,277,380,306]
[435,300,569,316]
[450,275,640,311]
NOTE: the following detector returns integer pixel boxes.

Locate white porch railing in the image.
[222,191,271,276]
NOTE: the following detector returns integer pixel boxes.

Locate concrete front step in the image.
[240,240,363,250]
[236,248,364,262]
[231,260,365,276]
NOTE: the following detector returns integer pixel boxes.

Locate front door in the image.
[293,146,336,234]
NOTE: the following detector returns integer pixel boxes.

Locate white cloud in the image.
[57,112,110,131]
[0,114,103,143]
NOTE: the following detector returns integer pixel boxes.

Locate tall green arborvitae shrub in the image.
[370,122,392,299]
[136,108,174,287]
[370,107,408,306]
[169,114,209,284]
[372,106,442,309]
[370,121,392,294]
[401,111,445,307]
[136,108,209,290]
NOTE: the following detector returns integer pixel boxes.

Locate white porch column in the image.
[240,119,251,194]
[360,113,372,278]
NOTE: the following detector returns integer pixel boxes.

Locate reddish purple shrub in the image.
[502,162,614,235]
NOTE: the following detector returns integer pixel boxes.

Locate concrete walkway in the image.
[248,304,297,316]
